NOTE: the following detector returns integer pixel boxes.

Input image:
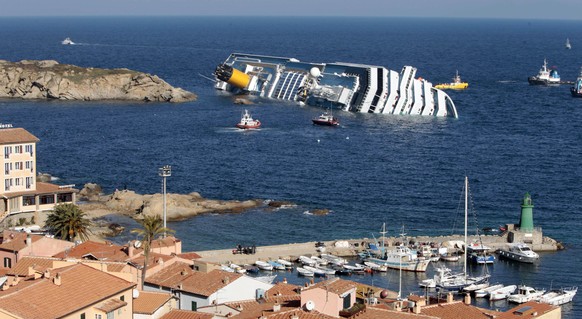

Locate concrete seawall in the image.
[195,234,560,265]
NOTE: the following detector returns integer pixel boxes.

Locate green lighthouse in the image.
[519,192,534,232]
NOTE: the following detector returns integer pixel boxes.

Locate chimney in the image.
[178,283,183,290]
[310,279,314,285]
[53,273,61,286]
[464,293,471,305]
[413,303,421,314]
[273,303,281,312]
[237,304,243,311]
[10,276,19,286]
[223,277,230,284]
[26,234,32,247]
[283,277,287,284]
[43,269,50,279]
[290,313,299,319]
[447,292,454,303]
[393,301,402,311]
[128,243,134,258]
[180,269,187,276]
[1,282,9,291]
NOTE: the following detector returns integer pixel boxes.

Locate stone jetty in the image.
[0,59,196,102]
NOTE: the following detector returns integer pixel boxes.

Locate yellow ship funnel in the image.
[215,64,251,89]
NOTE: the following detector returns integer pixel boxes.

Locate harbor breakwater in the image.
[195,233,561,265]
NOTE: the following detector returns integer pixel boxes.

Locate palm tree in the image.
[131,214,173,289]
[44,203,92,242]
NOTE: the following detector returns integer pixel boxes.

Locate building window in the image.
[120,295,124,301]
[40,195,54,205]
[57,193,72,203]
[4,257,12,268]
[107,312,114,319]
[23,196,35,206]
[4,146,10,159]
[26,177,33,189]
[14,146,22,154]
[15,178,20,186]
[4,179,10,192]
[25,144,33,155]
[81,313,85,319]
[4,163,9,175]
[191,301,197,311]
[15,162,21,170]
[95,315,102,319]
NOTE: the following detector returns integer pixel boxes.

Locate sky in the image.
[0,0,581,20]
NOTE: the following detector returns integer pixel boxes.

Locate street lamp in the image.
[158,165,171,237]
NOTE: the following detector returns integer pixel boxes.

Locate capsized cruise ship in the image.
[214,53,458,118]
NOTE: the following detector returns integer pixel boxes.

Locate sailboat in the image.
[566,38,572,50]
[435,176,490,292]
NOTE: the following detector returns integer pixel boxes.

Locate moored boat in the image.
[363,261,387,272]
[236,109,261,129]
[243,264,260,274]
[255,260,274,271]
[229,263,247,274]
[508,285,545,303]
[434,70,468,90]
[475,284,505,298]
[303,265,327,277]
[320,253,347,266]
[497,243,539,263]
[296,267,314,277]
[539,286,577,306]
[467,243,495,264]
[276,259,294,269]
[298,255,317,266]
[267,260,286,270]
[489,285,517,301]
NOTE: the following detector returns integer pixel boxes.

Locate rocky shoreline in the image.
[78,184,264,240]
[0,59,196,102]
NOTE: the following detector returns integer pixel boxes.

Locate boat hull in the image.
[570,87,582,97]
[367,257,430,272]
[528,77,564,86]
[312,119,339,126]
[497,249,538,263]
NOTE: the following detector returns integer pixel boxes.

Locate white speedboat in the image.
[497,243,539,263]
[463,282,490,292]
[303,265,327,277]
[267,260,286,270]
[363,261,387,272]
[539,287,577,306]
[229,263,246,274]
[475,284,504,298]
[489,285,517,301]
[419,278,436,289]
[315,265,337,275]
[61,37,75,45]
[508,285,545,303]
[296,267,314,277]
[320,253,347,266]
[255,260,274,271]
[298,255,317,266]
[310,255,329,266]
[276,259,294,269]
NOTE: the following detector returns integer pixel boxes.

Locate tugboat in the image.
[434,70,468,90]
[312,111,339,126]
[528,59,562,85]
[236,109,261,129]
[61,37,75,45]
[571,67,582,97]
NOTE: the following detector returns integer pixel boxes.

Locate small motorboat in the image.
[497,243,539,264]
[489,285,517,301]
[539,286,577,306]
[296,267,314,277]
[303,265,327,277]
[243,264,260,274]
[61,37,75,45]
[474,284,504,298]
[276,259,294,269]
[236,109,261,129]
[434,70,468,90]
[508,285,545,303]
[312,112,339,126]
[267,260,286,270]
[229,263,246,274]
[298,255,317,266]
[255,260,274,271]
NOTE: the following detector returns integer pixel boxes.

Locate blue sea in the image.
[0,17,581,317]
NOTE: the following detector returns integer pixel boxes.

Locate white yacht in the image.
[497,243,539,263]
[61,37,75,45]
[508,285,545,303]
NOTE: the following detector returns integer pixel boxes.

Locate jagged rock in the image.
[78,183,103,201]
[311,209,331,216]
[267,200,296,208]
[0,59,196,103]
[107,223,125,236]
[36,173,52,183]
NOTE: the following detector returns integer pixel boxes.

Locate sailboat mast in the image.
[464,176,468,277]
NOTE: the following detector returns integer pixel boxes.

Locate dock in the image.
[195,233,561,265]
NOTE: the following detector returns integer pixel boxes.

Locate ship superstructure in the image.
[215,53,458,118]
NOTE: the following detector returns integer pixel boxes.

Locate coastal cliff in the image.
[0,59,196,102]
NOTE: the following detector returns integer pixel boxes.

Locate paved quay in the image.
[195,233,560,265]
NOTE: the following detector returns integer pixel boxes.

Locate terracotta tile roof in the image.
[161,309,213,319]
[227,298,301,319]
[133,291,174,314]
[263,309,337,319]
[266,282,301,300]
[151,236,181,248]
[180,269,242,297]
[0,263,135,319]
[94,298,127,312]
[145,261,194,288]
[177,252,202,260]
[53,240,129,261]
[0,128,39,144]
[8,256,59,276]
[130,252,174,269]
[0,231,44,252]
[3,182,78,198]
[304,278,357,296]
[495,301,558,318]
[420,301,490,319]
[360,307,438,319]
